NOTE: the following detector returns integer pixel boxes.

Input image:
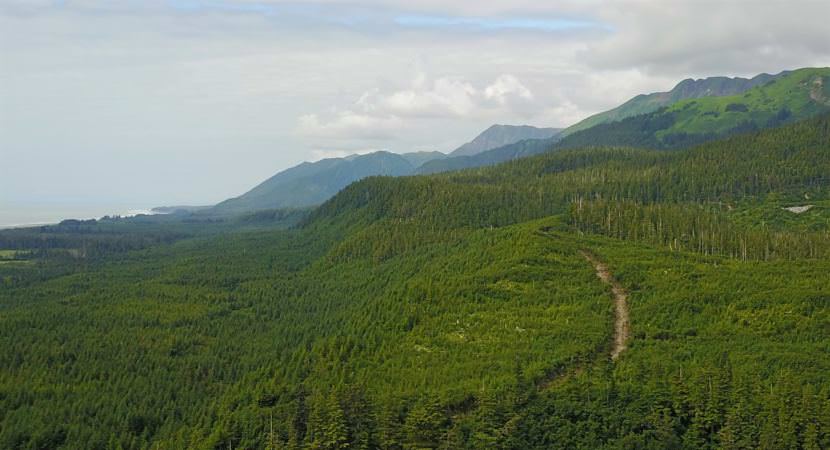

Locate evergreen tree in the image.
[404,397,447,449]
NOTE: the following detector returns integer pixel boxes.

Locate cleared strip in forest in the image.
[534,245,631,391]
[452,238,632,415]
[581,250,629,360]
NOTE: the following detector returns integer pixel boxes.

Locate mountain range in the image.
[416,67,830,175]
[191,67,830,215]
[209,124,560,213]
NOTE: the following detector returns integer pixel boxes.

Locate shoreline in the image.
[0,208,163,231]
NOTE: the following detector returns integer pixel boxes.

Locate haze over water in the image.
[0,204,157,229]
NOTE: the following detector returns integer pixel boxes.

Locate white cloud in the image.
[297,112,403,141]
[296,73,547,149]
[4,0,830,207]
[301,72,541,135]
[377,77,479,117]
[583,1,830,77]
[484,74,533,104]
[387,77,475,117]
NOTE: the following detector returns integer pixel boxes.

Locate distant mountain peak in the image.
[667,71,785,98]
[449,124,562,157]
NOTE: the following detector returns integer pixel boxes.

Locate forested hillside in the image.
[210,125,558,215]
[1,115,829,449]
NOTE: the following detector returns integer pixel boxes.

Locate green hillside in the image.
[1,115,829,448]
[661,67,830,136]
[213,151,443,214]
[416,68,830,176]
[210,125,558,214]
[562,71,786,136]
[559,67,830,150]
[209,69,830,214]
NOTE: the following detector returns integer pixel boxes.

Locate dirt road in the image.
[581,251,630,360]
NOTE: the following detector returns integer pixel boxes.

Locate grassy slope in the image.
[562,72,784,137]
[661,67,830,137]
[553,68,830,153]
[564,91,680,137]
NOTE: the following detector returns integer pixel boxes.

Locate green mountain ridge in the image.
[163,68,829,213]
[417,67,830,175]
[557,67,830,151]
[416,137,556,175]
[562,70,789,136]
[213,151,445,213]
[660,67,830,135]
[211,125,563,214]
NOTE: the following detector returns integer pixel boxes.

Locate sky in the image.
[2,0,830,212]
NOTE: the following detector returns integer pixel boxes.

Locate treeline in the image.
[0,208,306,261]
[0,220,193,257]
[307,115,830,265]
[555,105,802,152]
[314,114,830,232]
[509,363,830,449]
[569,199,830,260]
[181,362,830,450]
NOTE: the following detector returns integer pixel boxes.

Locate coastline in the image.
[0,208,161,231]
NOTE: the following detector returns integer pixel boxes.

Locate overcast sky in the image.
[2,0,830,209]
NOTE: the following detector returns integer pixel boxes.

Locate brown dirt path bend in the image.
[581,251,630,360]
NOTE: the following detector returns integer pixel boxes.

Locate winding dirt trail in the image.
[581,251,630,360]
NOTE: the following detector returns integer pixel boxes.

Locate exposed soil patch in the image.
[783,205,814,214]
[581,251,630,360]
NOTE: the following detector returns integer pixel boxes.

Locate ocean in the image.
[0,204,159,229]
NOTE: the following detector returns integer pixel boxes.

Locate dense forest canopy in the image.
[1,114,829,449]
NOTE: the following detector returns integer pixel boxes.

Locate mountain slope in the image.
[417,137,557,174]
[417,68,830,175]
[399,150,446,167]
[558,67,830,150]
[562,70,788,136]
[211,124,560,213]
[214,151,437,213]
[315,113,830,231]
[449,124,562,157]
